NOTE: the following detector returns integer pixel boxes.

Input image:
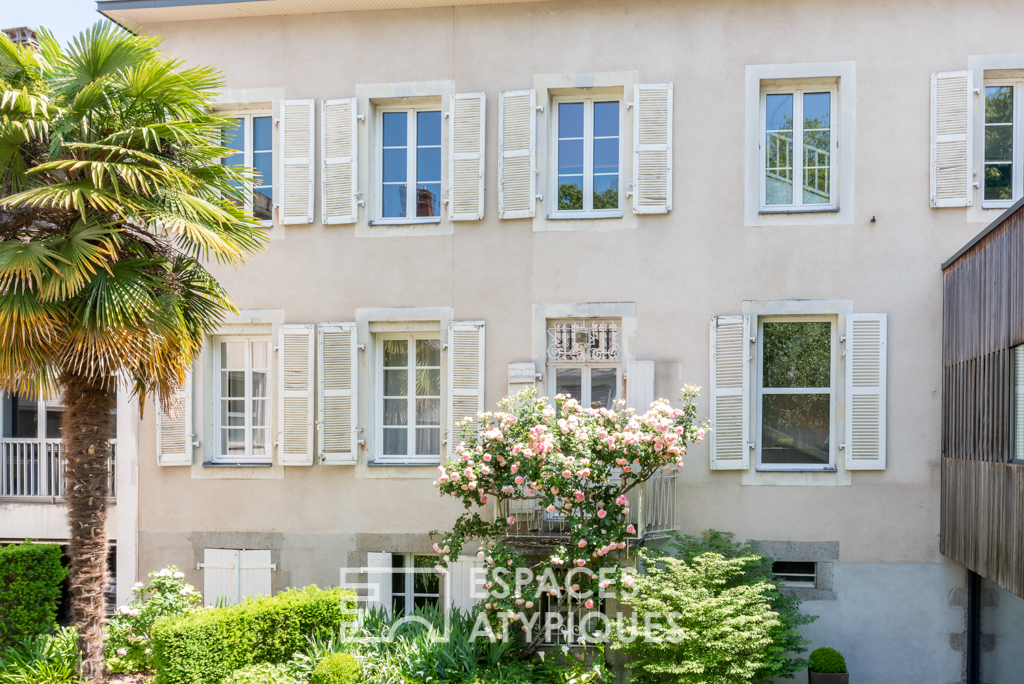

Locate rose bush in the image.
[431,386,707,640]
[104,566,202,673]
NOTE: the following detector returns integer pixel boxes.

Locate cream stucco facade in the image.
[68,0,1024,680]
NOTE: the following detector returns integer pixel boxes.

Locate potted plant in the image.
[808,647,848,683]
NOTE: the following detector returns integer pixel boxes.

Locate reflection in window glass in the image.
[765,94,793,205]
[558,102,584,210]
[985,86,1014,202]
[223,118,245,205]
[382,112,408,218]
[760,321,832,466]
[556,368,583,404]
[390,554,440,616]
[764,90,834,208]
[802,93,830,205]
[380,336,440,459]
[416,111,442,217]
[252,116,273,220]
[590,368,617,409]
[218,340,270,459]
[557,100,619,213]
[2,394,38,438]
[381,109,441,220]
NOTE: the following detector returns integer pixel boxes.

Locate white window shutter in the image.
[449,93,486,221]
[930,71,973,208]
[157,370,192,466]
[448,557,485,613]
[279,324,315,465]
[280,99,315,224]
[239,549,274,600]
[498,89,536,219]
[626,360,655,412]
[507,361,536,397]
[710,315,750,470]
[845,314,887,470]
[447,321,485,452]
[202,549,238,607]
[319,322,358,464]
[322,98,358,224]
[633,83,673,214]
[365,551,392,611]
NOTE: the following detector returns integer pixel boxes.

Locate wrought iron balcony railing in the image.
[0,439,116,499]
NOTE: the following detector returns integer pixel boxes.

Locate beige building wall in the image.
[119,0,1018,679]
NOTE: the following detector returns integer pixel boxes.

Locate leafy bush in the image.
[310,653,358,684]
[661,530,816,681]
[151,586,354,684]
[105,566,203,673]
[0,542,68,649]
[808,647,846,674]
[0,627,83,684]
[223,663,297,684]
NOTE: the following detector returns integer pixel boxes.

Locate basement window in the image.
[773,561,817,588]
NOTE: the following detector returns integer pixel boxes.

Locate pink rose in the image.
[597,509,607,519]
[584,599,594,609]
[507,516,516,525]
[626,524,636,534]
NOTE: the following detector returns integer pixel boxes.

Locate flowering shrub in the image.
[431,386,707,639]
[104,566,202,673]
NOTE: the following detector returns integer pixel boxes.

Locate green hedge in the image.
[0,541,68,649]
[151,586,355,684]
[310,652,359,684]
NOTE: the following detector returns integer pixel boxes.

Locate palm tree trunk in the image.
[60,372,116,683]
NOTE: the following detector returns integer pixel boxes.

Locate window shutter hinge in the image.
[626,102,633,109]
[839,443,846,450]
[748,442,755,450]
[536,105,545,113]
[357,114,365,121]
[536,194,543,201]
[357,344,365,350]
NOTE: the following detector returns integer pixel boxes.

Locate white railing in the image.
[765,132,831,201]
[0,440,116,499]
[498,468,676,541]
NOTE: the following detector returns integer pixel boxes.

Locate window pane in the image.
[384,399,408,426]
[253,116,272,150]
[223,118,244,155]
[416,369,441,397]
[762,322,831,388]
[761,394,830,465]
[252,150,273,189]
[383,184,407,218]
[986,86,1013,124]
[383,340,408,367]
[252,371,267,399]
[593,138,618,175]
[413,556,440,594]
[590,368,617,409]
[392,554,407,594]
[558,102,584,139]
[985,165,1013,201]
[383,427,408,456]
[383,111,407,147]
[416,146,441,183]
[416,427,440,456]
[222,341,245,369]
[252,429,267,455]
[558,139,584,176]
[802,93,830,205]
[383,148,407,183]
[251,399,266,428]
[417,111,442,147]
[986,125,1013,162]
[593,175,618,210]
[417,339,441,366]
[224,428,246,455]
[594,102,618,138]
[416,184,440,217]
[224,400,245,427]
[384,369,408,396]
[556,368,583,404]
[558,178,584,210]
[45,404,64,439]
[2,394,37,438]
[416,398,440,425]
[765,94,794,206]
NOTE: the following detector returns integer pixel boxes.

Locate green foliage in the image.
[454,660,550,684]
[808,647,846,674]
[223,663,296,684]
[150,586,355,684]
[612,553,782,684]
[558,182,583,210]
[0,542,68,649]
[659,530,815,681]
[0,627,83,684]
[105,565,203,673]
[309,653,358,684]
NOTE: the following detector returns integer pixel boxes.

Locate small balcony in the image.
[0,440,116,501]
[497,468,677,546]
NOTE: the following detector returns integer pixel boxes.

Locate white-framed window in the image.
[545,318,622,409]
[376,106,443,224]
[2,394,66,440]
[375,334,442,464]
[214,337,272,464]
[550,365,621,410]
[772,561,817,588]
[760,86,837,212]
[223,112,273,224]
[756,316,836,471]
[982,80,1023,208]
[551,97,623,218]
[390,553,440,615]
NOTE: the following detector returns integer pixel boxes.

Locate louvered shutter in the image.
[633,83,673,214]
[280,99,315,224]
[845,314,887,470]
[239,549,274,600]
[448,557,485,613]
[450,93,486,221]
[447,321,485,451]
[626,360,655,412]
[157,370,192,466]
[930,71,973,208]
[365,552,392,611]
[710,315,749,470]
[498,89,536,219]
[322,98,358,224]
[202,549,238,607]
[319,322,358,464]
[279,324,315,465]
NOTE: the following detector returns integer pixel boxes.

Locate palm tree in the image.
[0,23,266,680]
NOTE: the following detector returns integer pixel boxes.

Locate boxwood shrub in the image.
[808,647,847,673]
[0,541,68,649]
[310,652,359,684]
[151,586,355,684]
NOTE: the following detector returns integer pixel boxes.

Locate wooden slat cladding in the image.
[941,458,1024,598]
[942,202,1024,599]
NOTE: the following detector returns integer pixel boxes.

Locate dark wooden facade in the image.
[942,199,1024,599]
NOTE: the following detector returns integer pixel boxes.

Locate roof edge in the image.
[941,195,1024,270]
